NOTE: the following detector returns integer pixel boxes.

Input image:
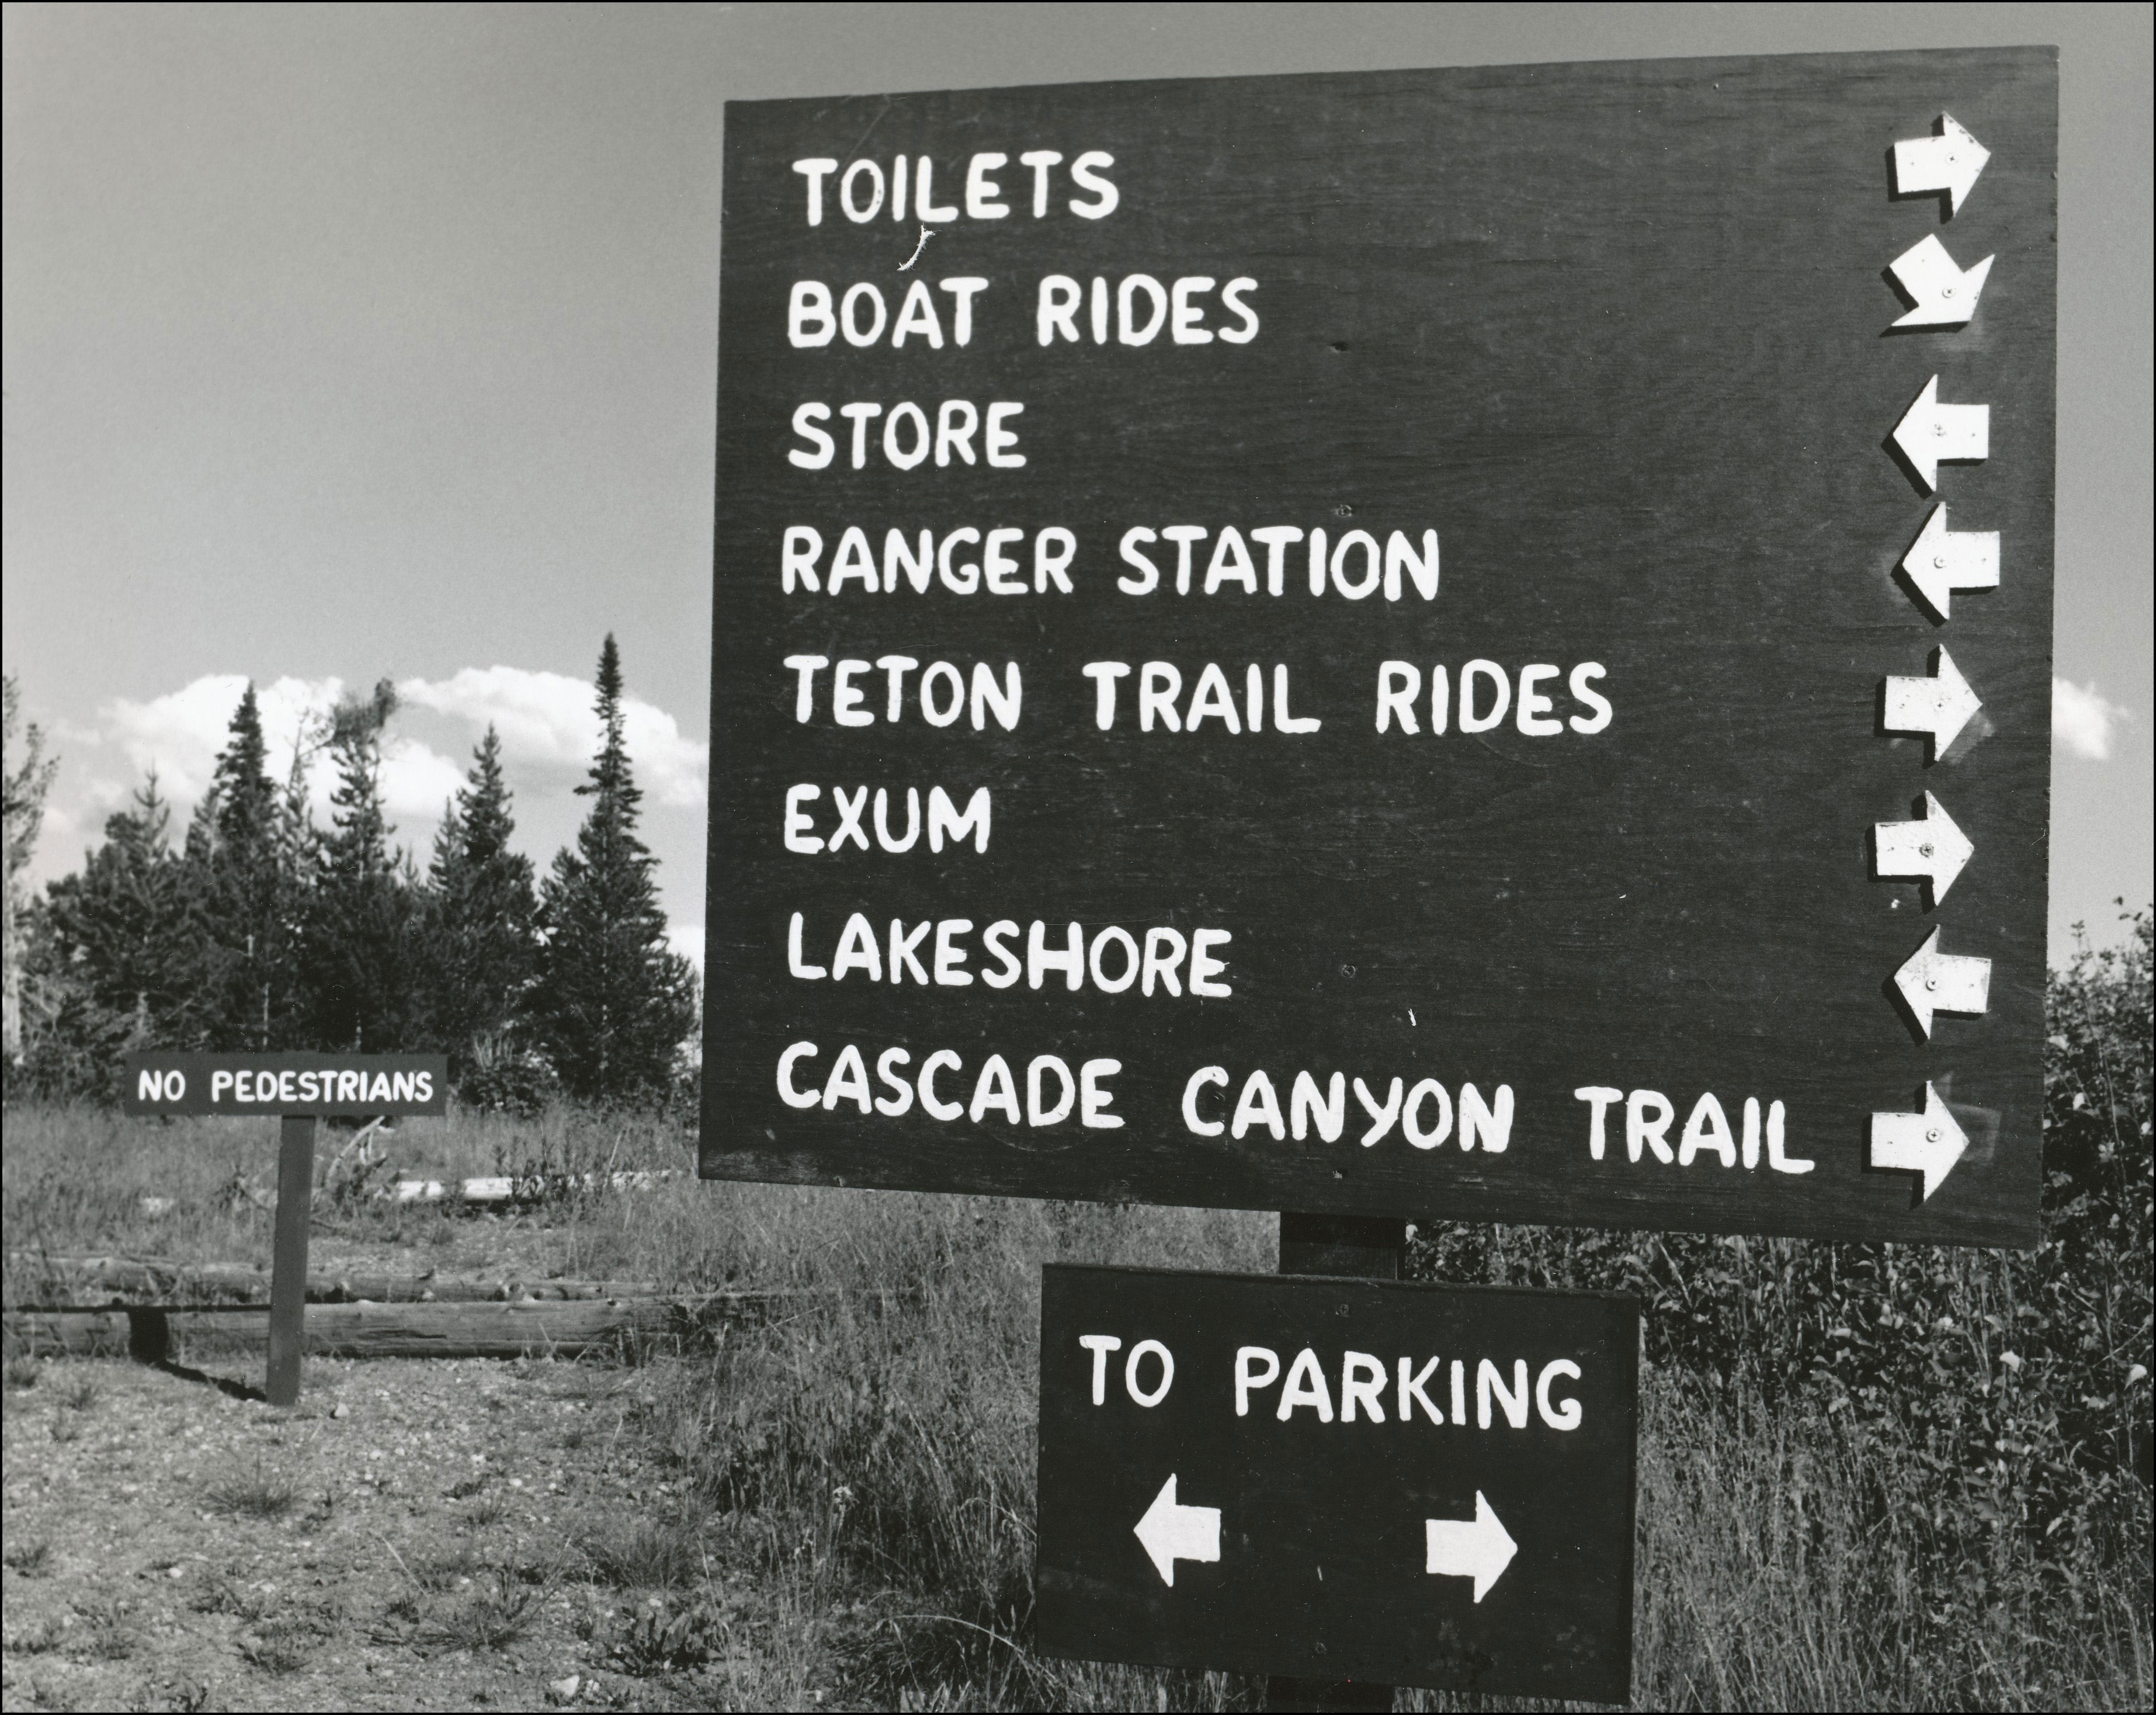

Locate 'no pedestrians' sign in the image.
[700,48,2058,1247]
[1034,1265,1640,1700]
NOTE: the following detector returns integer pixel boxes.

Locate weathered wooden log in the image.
[3,1294,768,1361]
[5,1254,668,1304]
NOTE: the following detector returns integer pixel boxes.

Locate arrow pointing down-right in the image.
[1887,234,1995,330]
[1425,1491,1518,1603]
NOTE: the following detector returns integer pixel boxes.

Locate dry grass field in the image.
[3,1102,2150,1712]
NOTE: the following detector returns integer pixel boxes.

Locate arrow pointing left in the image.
[1892,926,1992,1039]
[1425,1491,1518,1603]
[1870,1082,1971,1200]
[1891,376,1990,492]
[1900,504,2000,622]
[1888,234,1995,330]
[1134,1474,1220,1588]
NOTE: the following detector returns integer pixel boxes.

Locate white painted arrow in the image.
[1893,113,1991,214]
[1888,234,1995,329]
[1884,647,1983,759]
[1893,926,1992,1039]
[1900,504,2001,621]
[1134,1474,1220,1588]
[1892,376,1990,492]
[1870,1082,1971,1200]
[1425,1491,1518,1604]
[1874,791,1974,903]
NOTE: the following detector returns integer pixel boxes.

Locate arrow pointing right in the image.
[1134,1474,1220,1588]
[1892,113,1991,214]
[1425,1491,1518,1604]
[1892,926,1992,1039]
[1900,504,2000,621]
[1870,1082,1971,1200]
[1883,647,1983,760]
[1891,376,1990,492]
[1874,790,1974,904]
[1888,233,1995,331]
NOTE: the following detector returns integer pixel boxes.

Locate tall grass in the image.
[5,900,2149,1715]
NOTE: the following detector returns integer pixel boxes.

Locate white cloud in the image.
[2053,677,2131,761]
[398,665,707,808]
[379,736,470,820]
[666,923,705,975]
[105,673,344,806]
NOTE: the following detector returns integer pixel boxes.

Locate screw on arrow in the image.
[1425,1491,1518,1603]
[1134,1474,1221,1587]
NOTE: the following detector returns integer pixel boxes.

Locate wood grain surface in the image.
[700,49,2057,1247]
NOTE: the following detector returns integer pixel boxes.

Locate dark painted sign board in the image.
[122,1053,449,1117]
[1035,1265,1639,1700]
[700,48,2057,1247]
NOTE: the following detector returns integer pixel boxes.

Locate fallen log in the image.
[387,1171,677,1205]
[3,1294,772,1362]
[5,1253,668,1304]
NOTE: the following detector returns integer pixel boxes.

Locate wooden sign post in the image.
[123,1053,447,1405]
[696,42,2057,1705]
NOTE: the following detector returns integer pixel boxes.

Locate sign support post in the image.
[123,1052,448,1405]
[1270,1213,1405,1715]
[265,1113,318,1408]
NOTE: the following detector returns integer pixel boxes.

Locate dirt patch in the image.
[0,1351,803,1713]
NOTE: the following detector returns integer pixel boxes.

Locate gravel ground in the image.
[1,1351,754,1713]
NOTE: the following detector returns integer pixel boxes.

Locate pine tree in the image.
[302,681,417,1050]
[40,776,206,1047]
[419,726,539,1067]
[534,636,697,1100]
[3,673,61,1063]
[192,684,304,1049]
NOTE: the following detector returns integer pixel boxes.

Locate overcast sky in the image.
[4,2,2150,969]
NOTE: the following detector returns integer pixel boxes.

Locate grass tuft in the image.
[206,1459,302,1521]
[424,1566,543,1650]
[582,1519,705,1591]
[4,1537,53,1577]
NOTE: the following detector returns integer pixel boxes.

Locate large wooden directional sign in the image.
[1035,1265,1638,1700]
[700,48,2057,1246]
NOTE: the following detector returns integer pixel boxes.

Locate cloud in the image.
[2053,678,2131,761]
[379,736,470,820]
[105,673,342,804]
[666,923,705,975]
[398,665,707,807]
